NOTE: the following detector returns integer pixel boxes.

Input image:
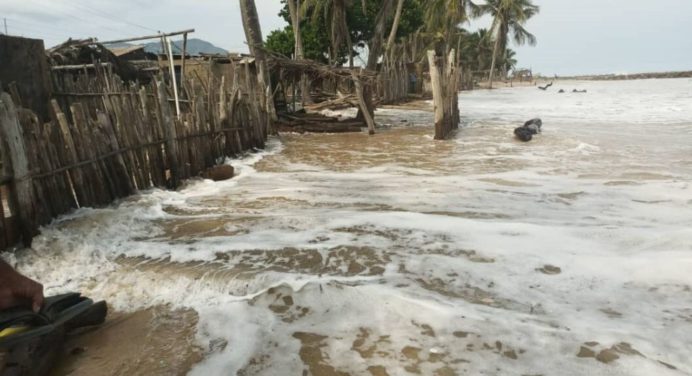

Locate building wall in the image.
[0,35,52,120]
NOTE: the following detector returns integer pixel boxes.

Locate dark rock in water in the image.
[202,165,234,181]
[524,118,542,128]
[514,127,533,142]
[523,118,542,134]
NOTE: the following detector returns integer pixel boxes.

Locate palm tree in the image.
[385,0,405,52]
[502,48,517,76]
[286,0,313,103]
[423,0,478,53]
[301,0,360,66]
[476,0,539,88]
[239,0,276,123]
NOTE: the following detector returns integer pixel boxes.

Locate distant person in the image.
[0,260,43,312]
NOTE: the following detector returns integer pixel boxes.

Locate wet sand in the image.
[50,307,202,376]
[7,78,692,375]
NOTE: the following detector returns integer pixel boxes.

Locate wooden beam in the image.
[76,29,195,46]
[51,63,113,71]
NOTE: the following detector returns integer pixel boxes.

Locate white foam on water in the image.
[5,79,692,375]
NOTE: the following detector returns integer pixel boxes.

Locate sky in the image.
[1,0,691,76]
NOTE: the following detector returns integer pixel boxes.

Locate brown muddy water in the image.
[6,79,692,375]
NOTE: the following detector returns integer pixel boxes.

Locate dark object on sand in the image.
[538,82,553,90]
[524,118,542,134]
[514,126,534,142]
[0,293,107,376]
[558,89,565,93]
[572,89,587,93]
[514,118,543,142]
[202,164,234,181]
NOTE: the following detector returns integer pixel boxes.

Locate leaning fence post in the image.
[427,50,445,140]
[155,80,180,188]
[0,93,36,245]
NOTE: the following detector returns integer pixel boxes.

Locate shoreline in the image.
[541,70,692,81]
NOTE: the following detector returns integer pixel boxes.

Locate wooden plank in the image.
[0,139,17,248]
[0,93,36,244]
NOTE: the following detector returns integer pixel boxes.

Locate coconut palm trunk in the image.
[239,0,277,121]
[488,31,501,89]
[386,0,405,52]
[355,0,394,127]
[287,0,312,104]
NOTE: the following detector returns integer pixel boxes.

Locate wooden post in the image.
[351,72,376,135]
[180,32,188,98]
[156,80,180,188]
[427,50,444,140]
[163,36,181,119]
[0,93,36,244]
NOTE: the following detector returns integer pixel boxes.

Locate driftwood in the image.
[304,95,358,111]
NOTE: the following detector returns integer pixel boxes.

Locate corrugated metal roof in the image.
[108,45,145,57]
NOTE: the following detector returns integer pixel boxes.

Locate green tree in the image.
[476,0,539,88]
[266,0,423,67]
[423,0,478,53]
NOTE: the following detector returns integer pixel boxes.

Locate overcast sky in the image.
[1,0,691,75]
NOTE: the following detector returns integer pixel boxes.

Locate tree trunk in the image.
[239,0,277,121]
[357,0,393,124]
[287,0,312,104]
[385,0,405,52]
[488,30,501,89]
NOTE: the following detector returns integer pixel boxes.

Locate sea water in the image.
[7,78,692,375]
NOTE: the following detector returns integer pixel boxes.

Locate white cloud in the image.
[0,0,287,51]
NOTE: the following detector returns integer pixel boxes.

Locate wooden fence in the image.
[378,43,412,104]
[0,60,270,249]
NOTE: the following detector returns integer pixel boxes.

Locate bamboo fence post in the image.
[0,93,36,244]
[51,100,90,206]
[181,32,188,98]
[156,80,180,188]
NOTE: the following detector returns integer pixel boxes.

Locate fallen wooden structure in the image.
[268,56,378,134]
[276,112,364,133]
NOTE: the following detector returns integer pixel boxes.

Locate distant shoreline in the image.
[542,70,692,81]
